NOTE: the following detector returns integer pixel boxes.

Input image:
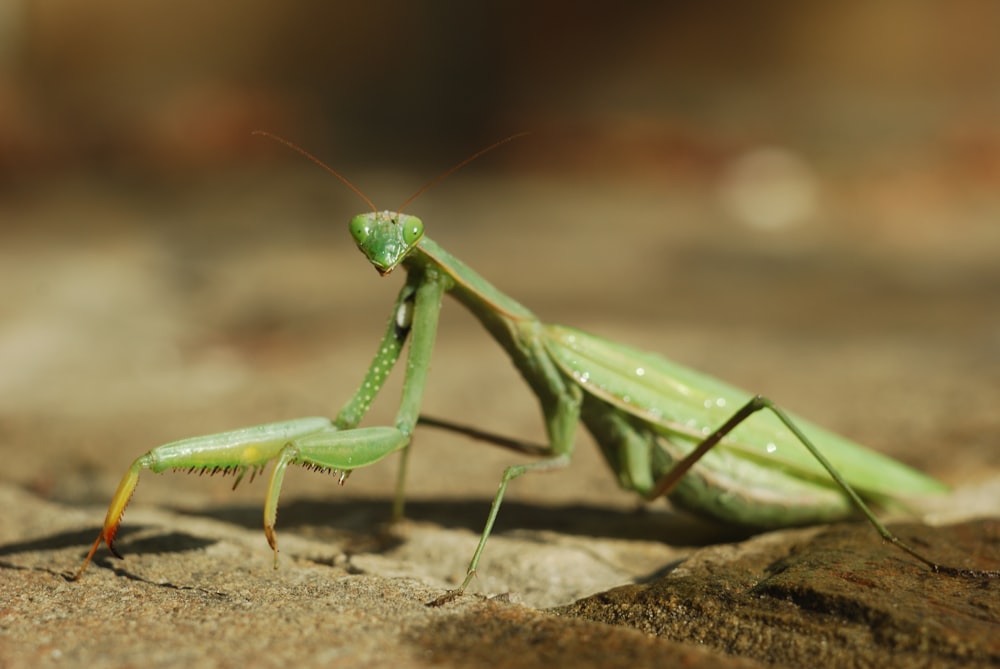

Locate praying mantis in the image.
[74,133,999,593]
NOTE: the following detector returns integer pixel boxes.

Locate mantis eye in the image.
[401,216,424,246]
[350,215,372,243]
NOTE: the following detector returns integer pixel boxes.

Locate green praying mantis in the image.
[74,133,999,594]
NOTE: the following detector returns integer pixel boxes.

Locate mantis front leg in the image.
[75,270,448,578]
[262,267,449,560]
[74,417,334,579]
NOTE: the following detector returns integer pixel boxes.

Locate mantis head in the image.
[349,211,425,275]
[250,130,523,276]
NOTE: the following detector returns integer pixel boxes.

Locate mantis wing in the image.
[543,324,948,501]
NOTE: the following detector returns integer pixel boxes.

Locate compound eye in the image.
[401,216,424,246]
[350,215,372,243]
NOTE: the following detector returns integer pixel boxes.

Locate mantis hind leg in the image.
[427,453,571,606]
[428,375,583,604]
[649,395,1000,578]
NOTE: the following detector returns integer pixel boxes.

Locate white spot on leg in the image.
[396,301,413,329]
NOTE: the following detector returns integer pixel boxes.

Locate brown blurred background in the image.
[3,2,1000,182]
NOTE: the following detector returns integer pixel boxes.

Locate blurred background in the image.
[3,2,1000,186]
[1,2,998,517]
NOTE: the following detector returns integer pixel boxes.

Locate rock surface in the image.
[2,171,998,668]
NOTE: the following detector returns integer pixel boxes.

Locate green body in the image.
[409,231,945,522]
[77,208,953,587]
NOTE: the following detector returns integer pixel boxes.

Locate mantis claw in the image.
[264,524,280,569]
[72,514,126,580]
[105,531,125,560]
[72,534,108,581]
[73,457,144,579]
[426,590,463,607]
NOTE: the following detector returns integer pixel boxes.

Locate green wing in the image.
[543,324,947,500]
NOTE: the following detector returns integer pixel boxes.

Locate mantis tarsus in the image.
[74,133,999,594]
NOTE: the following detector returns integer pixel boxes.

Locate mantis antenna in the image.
[252,130,529,214]
[395,131,530,213]
[251,130,378,213]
